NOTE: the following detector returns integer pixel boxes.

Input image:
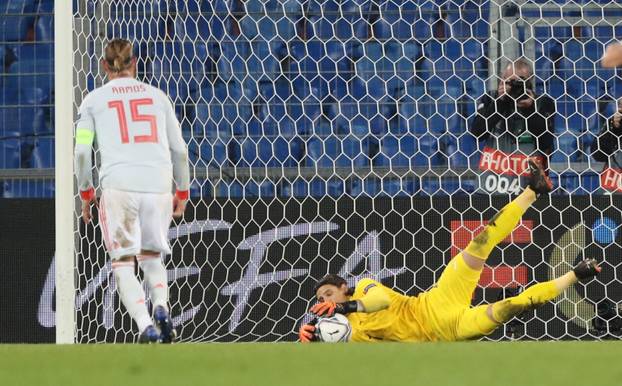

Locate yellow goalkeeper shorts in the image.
[417,253,496,341]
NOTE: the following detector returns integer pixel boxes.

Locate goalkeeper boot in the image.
[573,258,602,282]
[527,158,553,195]
[154,305,177,343]
[138,325,159,344]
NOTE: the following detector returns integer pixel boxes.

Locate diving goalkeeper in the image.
[299,160,601,342]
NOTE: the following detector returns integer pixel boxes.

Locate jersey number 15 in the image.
[108,98,158,144]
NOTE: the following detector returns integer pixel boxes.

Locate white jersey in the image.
[74,77,189,194]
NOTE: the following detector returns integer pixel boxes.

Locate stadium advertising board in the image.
[1,196,621,342]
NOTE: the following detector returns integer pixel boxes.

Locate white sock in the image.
[112,261,152,332]
[138,255,169,311]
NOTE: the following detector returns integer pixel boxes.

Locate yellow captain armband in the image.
[75,128,94,145]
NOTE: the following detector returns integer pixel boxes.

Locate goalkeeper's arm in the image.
[310,285,390,316]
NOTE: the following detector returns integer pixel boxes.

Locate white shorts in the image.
[99,188,173,260]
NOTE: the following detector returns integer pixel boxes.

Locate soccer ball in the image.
[315,313,352,343]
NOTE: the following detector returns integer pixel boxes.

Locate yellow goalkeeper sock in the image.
[464,201,526,260]
[491,281,561,324]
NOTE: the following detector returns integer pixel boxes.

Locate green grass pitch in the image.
[1,341,619,386]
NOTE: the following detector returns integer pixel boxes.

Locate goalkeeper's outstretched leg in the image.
[461,159,553,272]
[456,258,601,339]
[428,159,553,311]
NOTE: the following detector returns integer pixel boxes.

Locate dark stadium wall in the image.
[0,200,55,343]
[1,196,621,343]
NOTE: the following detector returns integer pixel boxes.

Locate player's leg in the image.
[430,160,550,309]
[455,258,601,340]
[422,160,553,338]
[429,188,535,310]
[462,159,552,271]
[101,189,158,343]
[490,258,601,324]
[461,187,536,271]
[138,192,176,343]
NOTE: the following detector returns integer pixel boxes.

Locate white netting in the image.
[72,0,622,342]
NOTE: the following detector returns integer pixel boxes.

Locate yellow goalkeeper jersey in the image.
[346,278,434,342]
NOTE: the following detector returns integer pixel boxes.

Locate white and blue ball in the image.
[315,313,352,343]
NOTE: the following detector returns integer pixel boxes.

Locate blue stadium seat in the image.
[240,137,276,167]
[311,119,332,137]
[444,136,468,168]
[173,14,211,41]
[421,177,441,196]
[207,6,229,42]
[240,180,276,198]
[375,1,416,41]
[418,133,440,167]
[171,0,201,14]
[338,135,368,167]
[258,16,281,43]
[34,15,53,41]
[398,98,427,136]
[457,134,478,160]
[554,58,574,80]
[0,1,36,42]
[216,40,250,82]
[1,68,48,105]
[151,42,208,100]
[273,136,304,167]
[395,57,416,87]
[0,132,21,168]
[248,41,281,81]
[375,134,415,168]
[277,179,308,197]
[306,0,341,40]
[194,89,236,139]
[441,177,463,195]
[553,133,579,163]
[309,178,345,198]
[293,115,314,136]
[11,43,53,72]
[31,136,54,168]
[319,135,342,167]
[107,2,166,41]
[580,172,600,193]
[340,0,369,40]
[37,0,53,12]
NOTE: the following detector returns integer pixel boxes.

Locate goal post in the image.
[64,0,622,343]
[54,0,76,344]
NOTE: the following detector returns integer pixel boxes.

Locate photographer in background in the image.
[470,58,555,195]
[592,98,622,193]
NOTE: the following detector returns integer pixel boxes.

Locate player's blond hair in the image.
[104,39,133,73]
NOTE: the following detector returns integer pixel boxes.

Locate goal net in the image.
[70,0,622,342]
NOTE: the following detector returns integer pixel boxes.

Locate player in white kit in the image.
[74,39,190,343]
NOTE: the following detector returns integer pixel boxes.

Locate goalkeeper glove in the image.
[298,320,317,343]
[309,301,358,316]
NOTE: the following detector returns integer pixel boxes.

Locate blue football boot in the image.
[154,305,177,343]
[138,325,160,344]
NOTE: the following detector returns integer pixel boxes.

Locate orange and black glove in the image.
[298,320,317,343]
[309,301,337,317]
[309,301,358,317]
